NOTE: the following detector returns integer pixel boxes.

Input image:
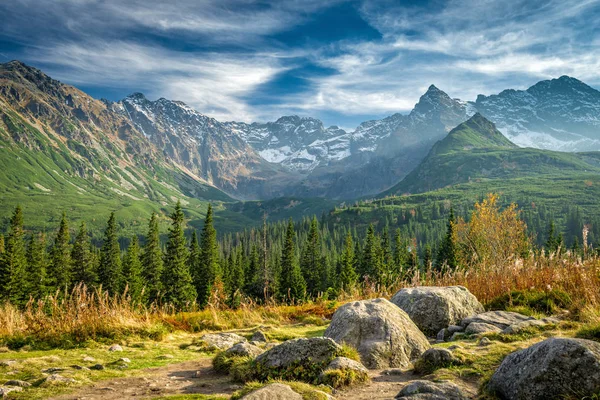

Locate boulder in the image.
[414,348,460,373]
[324,298,430,369]
[108,344,123,352]
[240,383,302,400]
[254,337,340,370]
[437,325,464,341]
[501,317,559,334]
[460,311,533,330]
[320,356,369,386]
[225,342,263,358]
[0,386,23,396]
[4,380,30,388]
[391,286,484,335]
[395,380,469,399]
[324,356,368,374]
[488,337,600,400]
[40,374,77,387]
[464,322,502,335]
[200,333,247,351]
[251,331,268,342]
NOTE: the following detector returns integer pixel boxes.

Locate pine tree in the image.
[162,201,196,309]
[435,208,457,271]
[123,236,144,303]
[393,228,408,278]
[423,244,433,269]
[71,221,96,288]
[228,247,244,308]
[279,219,306,303]
[380,226,393,285]
[142,213,163,303]
[98,212,122,296]
[338,231,358,292]
[196,204,219,308]
[361,224,382,282]
[49,212,71,292]
[244,244,261,298]
[188,230,201,290]
[0,206,28,304]
[26,232,47,298]
[300,217,324,297]
[546,220,559,253]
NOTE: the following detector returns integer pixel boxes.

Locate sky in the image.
[1,0,600,130]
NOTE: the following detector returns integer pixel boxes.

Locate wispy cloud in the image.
[1,0,600,126]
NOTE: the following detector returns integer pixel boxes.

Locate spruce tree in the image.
[26,232,47,298]
[188,230,201,289]
[278,219,306,303]
[338,231,358,292]
[0,206,28,304]
[71,221,97,288]
[361,224,382,282]
[435,208,457,271]
[227,247,244,308]
[393,228,408,278]
[122,236,144,303]
[98,212,122,296]
[300,217,324,297]
[423,244,433,269]
[196,204,219,308]
[0,235,5,254]
[545,220,559,253]
[49,212,71,292]
[162,201,196,309]
[244,244,261,298]
[142,213,163,303]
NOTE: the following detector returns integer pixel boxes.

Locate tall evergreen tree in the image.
[142,213,163,303]
[98,212,122,295]
[71,221,96,288]
[393,228,408,278]
[162,201,196,309]
[49,212,71,292]
[123,236,144,303]
[196,204,219,308]
[244,244,261,298]
[227,247,244,308]
[26,232,47,298]
[279,219,306,303]
[338,232,358,292]
[300,217,324,296]
[423,244,433,269]
[361,224,382,282]
[0,206,28,304]
[435,208,458,271]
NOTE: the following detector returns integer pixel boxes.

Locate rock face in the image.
[395,380,469,400]
[489,337,600,400]
[391,286,484,336]
[200,333,247,351]
[240,383,303,400]
[324,298,430,369]
[254,337,340,369]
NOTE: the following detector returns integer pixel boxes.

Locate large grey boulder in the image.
[460,311,533,331]
[254,337,340,369]
[324,298,430,369]
[488,337,600,400]
[395,380,469,399]
[199,333,247,351]
[240,383,303,400]
[391,286,484,335]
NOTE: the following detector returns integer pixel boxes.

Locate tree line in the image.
[0,194,591,309]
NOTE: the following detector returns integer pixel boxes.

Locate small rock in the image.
[383,368,405,376]
[82,356,96,362]
[461,311,534,330]
[224,342,263,358]
[414,348,460,373]
[119,358,131,363]
[42,367,65,373]
[90,364,105,370]
[465,322,503,335]
[501,317,559,334]
[192,370,202,378]
[251,330,268,343]
[0,386,23,396]
[41,374,77,387]
[108,344,123,352]
[240,383,303,400]
[199,333,247,351]
[450,332,466,341]
[0,360,17,367]
[99,387,116,391]
[395,380,469,399]
[157,354,174,359]
[4,380,31,388]
[478,337,492,347]
[70,364,90,370]
[448,345,463,351]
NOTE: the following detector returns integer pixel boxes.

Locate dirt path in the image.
[51,360,477,400]
[50,358,239,400]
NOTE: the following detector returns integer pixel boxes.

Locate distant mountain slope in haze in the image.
[385,113,600,195]
[474,76,600,151]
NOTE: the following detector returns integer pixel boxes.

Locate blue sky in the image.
[1,0,600,129]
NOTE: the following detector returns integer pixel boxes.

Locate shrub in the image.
[320,368,369,388]
[487,289,572,315]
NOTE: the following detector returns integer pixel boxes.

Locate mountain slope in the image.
[474,76,600,151]
[385,114,600,195]
[108,94,293,200]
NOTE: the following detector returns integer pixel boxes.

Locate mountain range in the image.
[2,59,600,232]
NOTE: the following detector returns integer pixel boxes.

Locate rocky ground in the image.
[1,286,597,399]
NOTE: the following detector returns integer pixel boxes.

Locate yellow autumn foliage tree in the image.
[454,194,529,268]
